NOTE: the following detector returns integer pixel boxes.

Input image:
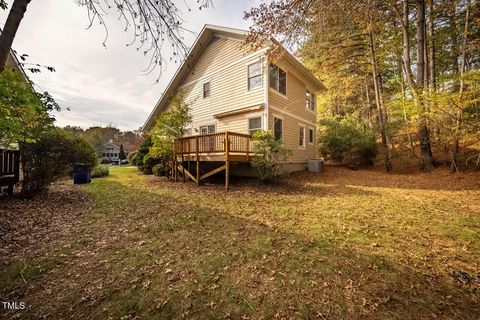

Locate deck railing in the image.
[173,132,253,190]
[174,131,253,157]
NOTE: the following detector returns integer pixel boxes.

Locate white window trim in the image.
[269,64,287,96]
[247,60,263,92]
[298,124,306,149]
[305,90,317,113]
[273,116,283,141]
[199,123,216,135]
[247,115,262,135]
[308,127,315,145]
[202,81,211,99]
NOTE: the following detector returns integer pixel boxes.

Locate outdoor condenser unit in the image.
[308,159,325,172]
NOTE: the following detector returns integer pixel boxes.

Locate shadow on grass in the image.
[149,172,381,199]
[2,175,479,319]
[149,166,480,199]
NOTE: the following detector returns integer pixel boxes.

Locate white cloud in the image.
[0,0,262,131]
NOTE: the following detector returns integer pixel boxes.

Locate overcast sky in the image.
[0,0,262,131]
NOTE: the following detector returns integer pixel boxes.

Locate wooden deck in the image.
[173,132,253,190]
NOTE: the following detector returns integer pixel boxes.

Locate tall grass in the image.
[91,165,109,178]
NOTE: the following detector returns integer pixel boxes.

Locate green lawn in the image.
[1,166,479,319]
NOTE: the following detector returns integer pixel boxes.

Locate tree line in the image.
[246,0,479,172]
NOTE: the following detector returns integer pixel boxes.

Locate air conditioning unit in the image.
[308,159,325,172]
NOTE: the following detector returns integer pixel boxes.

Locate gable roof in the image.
[103,141,120,149]
[142,24,326,131]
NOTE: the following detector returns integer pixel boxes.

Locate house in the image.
[101,140,122,163]
[143,25,326,187]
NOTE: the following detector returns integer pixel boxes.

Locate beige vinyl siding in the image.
[173,37,265,134]
[183,37,249,84]
[268,58,317,163]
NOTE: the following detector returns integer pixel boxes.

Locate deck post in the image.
[246,136,250,162]
[225,132,230,190]
[196,136,200,186]
[173,141,178,182]
[182,155,185,183]
[181,140,185,183]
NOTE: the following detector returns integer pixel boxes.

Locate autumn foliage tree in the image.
[245,0,480,172]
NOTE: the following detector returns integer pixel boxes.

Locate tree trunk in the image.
[401,0,415,91]
[365,82,373,129]
[449,1,460,91]
[398,60,416,159]
[416,0,435,172]
[0,0,31,73]
[451,0,470,173]
[368,30,392,172]
[427,1,436,92]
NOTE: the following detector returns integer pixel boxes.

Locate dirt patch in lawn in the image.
[0,182,92,266]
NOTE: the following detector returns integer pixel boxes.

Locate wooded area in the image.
[246,0,479,172]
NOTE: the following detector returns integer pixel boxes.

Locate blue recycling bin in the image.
[73,163,91,184]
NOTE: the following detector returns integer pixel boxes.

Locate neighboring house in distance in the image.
[143,24,326,174]
[101,140,121,162]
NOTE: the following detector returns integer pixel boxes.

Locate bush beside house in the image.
[318,116,376,165]
[250,131,292,183]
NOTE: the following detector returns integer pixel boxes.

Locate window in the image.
[306,90,315,111]
[114,153,118,157]
[203,82,210,98]
[309,128,314,144]
[269,64,287,95]
[248,61,262,90]
[274,117,283,140]
[200,125,215,135]
[299,126,305,147]
[102,153,105,157]
[200,125,216,151]
[249,117,262,135]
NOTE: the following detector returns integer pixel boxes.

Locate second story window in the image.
[306,90,315,111]
[269,64,287,95]
[203,82,210,98]
[248,61,262,90]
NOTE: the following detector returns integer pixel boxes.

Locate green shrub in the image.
[318,116,376,164]
[20,129,98,196]
[127,150,138,165]
[142,153,162,174]
[250,130,292,182]
[152,164,162,177]
[133,136,153,172]
[0,69,53,146]
[91,165,109,178]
